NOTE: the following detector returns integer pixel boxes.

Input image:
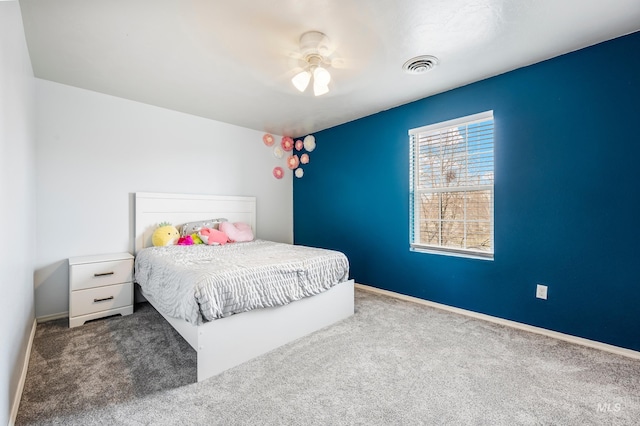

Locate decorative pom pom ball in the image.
[303,135,316,152]
[263,133,275,146]
[287,155,300,170]
[273,166,284,179]
[273,146,284,158]
[281,136,294,151]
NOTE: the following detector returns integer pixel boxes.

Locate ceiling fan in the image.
[290,31,342,97]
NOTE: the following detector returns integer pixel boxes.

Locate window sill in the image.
[410,245,494,261]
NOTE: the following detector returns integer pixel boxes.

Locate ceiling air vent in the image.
[402,55,439,75]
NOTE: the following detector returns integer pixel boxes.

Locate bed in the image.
[134,192,355,382]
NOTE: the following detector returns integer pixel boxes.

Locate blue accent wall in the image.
[293,31,640,351]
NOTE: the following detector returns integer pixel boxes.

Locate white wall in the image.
[0,1,36,424]
[35,79,293,318]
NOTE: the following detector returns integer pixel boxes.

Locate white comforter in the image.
[134,240,350,325]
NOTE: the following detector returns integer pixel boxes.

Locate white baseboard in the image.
[36,311,68,323]
[9,318,36,426]
[355,283,640,360]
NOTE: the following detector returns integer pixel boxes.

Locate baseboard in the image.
[36,311,68,323]
[355,283,640,360]
[9,318,36,426]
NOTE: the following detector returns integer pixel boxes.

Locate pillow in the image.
[180,218,227,236]
[219,221,254,242]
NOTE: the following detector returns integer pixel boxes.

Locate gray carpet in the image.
[16,289,640,425]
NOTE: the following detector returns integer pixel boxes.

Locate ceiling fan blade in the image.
[330,57,348,69]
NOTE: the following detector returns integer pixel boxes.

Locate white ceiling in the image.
[19,0,640,137]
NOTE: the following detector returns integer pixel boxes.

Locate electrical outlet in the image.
[536,284,548,300]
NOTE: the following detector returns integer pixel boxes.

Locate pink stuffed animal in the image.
[219,222,254,242]
[176,235,194,246]
[198,228,229,245]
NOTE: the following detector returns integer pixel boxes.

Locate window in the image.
[409,111,494,259]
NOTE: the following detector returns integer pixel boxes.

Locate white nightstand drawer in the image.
[70,282,133,317]
[70,259,133,291]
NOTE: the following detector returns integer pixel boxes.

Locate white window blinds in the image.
[409,111,494,258]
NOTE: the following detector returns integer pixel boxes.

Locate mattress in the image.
[134,240,350,325]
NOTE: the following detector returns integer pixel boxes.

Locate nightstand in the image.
[68,252,134,328]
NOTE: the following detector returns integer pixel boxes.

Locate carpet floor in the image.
[16,289,640,425]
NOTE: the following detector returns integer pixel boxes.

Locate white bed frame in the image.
[134,192,354,382]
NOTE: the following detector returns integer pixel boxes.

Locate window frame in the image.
[409,111,495,260]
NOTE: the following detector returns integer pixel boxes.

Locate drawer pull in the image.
[94,296,114,303]
[94,272,115,277]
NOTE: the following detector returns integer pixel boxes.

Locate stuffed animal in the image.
[219,222,254,242]
[198,227,229,245]
[152,222,180,246]
[190,233,204,244]
[176,235,194,245]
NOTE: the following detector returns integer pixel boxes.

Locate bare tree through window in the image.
[410,113,494,255]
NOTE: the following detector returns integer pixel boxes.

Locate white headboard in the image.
[134,192,256,253]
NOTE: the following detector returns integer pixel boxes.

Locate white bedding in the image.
[134,240,350,325]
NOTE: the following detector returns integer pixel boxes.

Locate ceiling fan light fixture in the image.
[291,70,311,92]
[291,31,335,96]
[313,66,331,86]
[313,82,329,97]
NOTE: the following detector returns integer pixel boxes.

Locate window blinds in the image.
[409,111,494,258]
